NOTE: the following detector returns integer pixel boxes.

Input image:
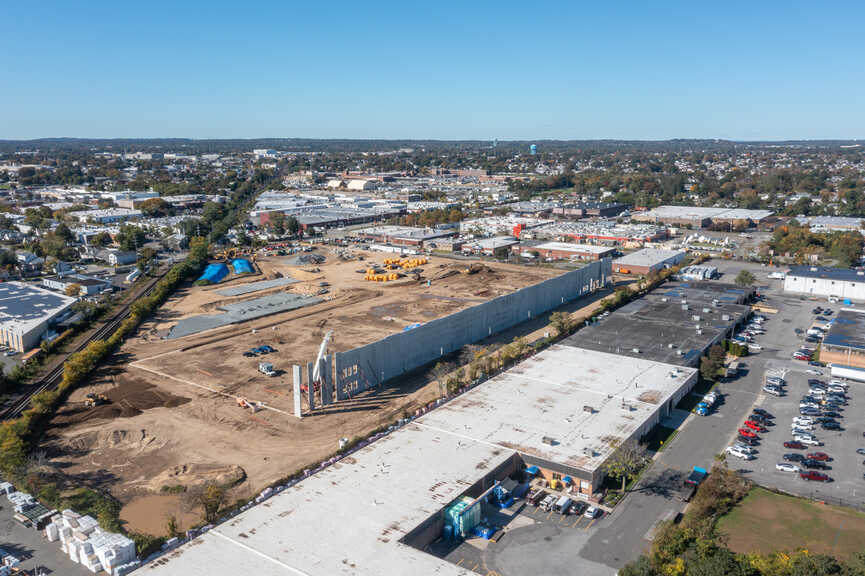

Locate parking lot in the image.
[723,292,865,507]
[433,501,613,576]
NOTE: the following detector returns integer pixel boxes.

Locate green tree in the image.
[734,270,756,288]
[92,231,112,247]
[115,224,147,251]
[603,439,648,492]
[549,311,575,337]
[137,247,158,273]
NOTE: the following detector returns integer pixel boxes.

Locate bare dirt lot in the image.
[40,248,562,534]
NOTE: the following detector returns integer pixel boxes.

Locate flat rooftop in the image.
[787,265,865,283]
[565,282,750,366]
[0,282,77,336]
[614,248,685,267]
[531,242,615,254]
[636,206,773,222]
[823,308,865,351]
[133,347,695,576]
[418,345,695,474]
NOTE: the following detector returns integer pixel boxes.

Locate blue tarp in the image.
[525,466,540,476]
[231,258,254,274]
[403,323,422,331]
[198,263,229,284]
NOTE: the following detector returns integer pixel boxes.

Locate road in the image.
[580,261,800,570]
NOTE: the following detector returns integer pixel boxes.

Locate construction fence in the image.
[292,259,611,414]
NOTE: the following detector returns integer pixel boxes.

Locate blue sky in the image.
[1,1,863,140]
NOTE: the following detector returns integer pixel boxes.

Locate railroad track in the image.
[0,275,162,421]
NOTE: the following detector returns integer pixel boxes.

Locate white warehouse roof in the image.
[135,346,695,576]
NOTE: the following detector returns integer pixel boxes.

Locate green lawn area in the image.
[717,487,865,561]
[642,425,679,452]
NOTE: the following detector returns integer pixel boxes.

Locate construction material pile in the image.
[45,510,139,575]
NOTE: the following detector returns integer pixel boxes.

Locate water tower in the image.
[530,144,537,155]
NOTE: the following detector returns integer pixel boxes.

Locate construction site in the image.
[39,245,611,535]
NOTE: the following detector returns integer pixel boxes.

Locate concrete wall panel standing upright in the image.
[334,259,611,393]
[292,365,302,418]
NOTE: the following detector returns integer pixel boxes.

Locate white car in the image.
[733,443,757,454]
[792,426,814,434]
[748,344,763,353]
[806,369,823,375]
[799,403,819,410]
[776,463,800,473]
[794,435,821,446]
[793,416,814,426]
[830,380,849,389]
[828,386,846,394]
[726,447,754,460]
[584,506,600,519]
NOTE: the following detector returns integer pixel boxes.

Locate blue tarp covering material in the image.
[525,466,540,475]
[563,476,574,485]
[231,258,254,274]
[403,323,422,331]
[198,263,229,284]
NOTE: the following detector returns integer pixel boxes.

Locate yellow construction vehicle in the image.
[84,392,109,408]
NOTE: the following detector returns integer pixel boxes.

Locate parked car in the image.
[795,436,822,446]
[784,441,805,450]
[802,459,829,470]
[822,411,842,419]
[764,386,784,396]
[783,453,805,462]
[726,446,754,460]
[776,463,800,473]
[753,408,773,418]
[800,471,831,482]
[584,506,601,519]
[745,421,768,432]
[738,428,758,438]
[806,452,830,461]
[737,435,758,446]
[527,489,547,506]
[822,422,843,431]
[733,443,757,454]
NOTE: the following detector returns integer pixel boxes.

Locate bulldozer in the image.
[84,392,109,408]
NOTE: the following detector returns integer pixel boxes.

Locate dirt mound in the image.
[62,427,164,454]
[53,378,189,425]
[150,463,246,491]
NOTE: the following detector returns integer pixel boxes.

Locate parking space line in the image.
[456,558,465,567]
[584,518,596,531]
[546,510,553,520]
[472,563,479,572]
[572,517,584,528]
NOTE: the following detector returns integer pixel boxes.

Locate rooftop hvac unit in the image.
[692,315,700,321]
[661,297,668,302]
[677,350,684,355]
[583,405,595,413]
[681,299,687,304]
[668,343,674,348]
[681,304,689,310]
[703,307,710,313]
[632,348,640,353]
[542,436,556,446]
[721,314,730,321]
[696,329,703,335]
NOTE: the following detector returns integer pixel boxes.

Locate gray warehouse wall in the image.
[333,259,611,396]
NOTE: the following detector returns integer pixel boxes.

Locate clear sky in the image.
[1,1,863,140]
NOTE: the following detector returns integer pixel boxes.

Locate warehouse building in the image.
[551,201,628,219]
[820,308,865,370]
[632,206,773,228]
[784,266,865,301]
[516,241,615,261]
[134,345,696,576]
[66,208,143,224]
[355,225,456,247]
[0,282,77,352]
[613,247,686,274]
[566,282,752,367]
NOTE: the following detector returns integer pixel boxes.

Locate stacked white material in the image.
[90,530,136,573]
[45,509,137,574]
[7,491,36,512]
[1,555,18,568]
[113,560,141,576]
[0,482,14,496]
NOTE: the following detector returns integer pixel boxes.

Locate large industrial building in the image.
[632,206,773,228]
[567,281,753,367]
[613,248,686,275]
[516,241,616,261]
[0,282,77,352]
[784,266,865,301]
[134,345,697,576]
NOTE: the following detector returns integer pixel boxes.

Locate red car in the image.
[744,421,768,432]
[807,452,830,461]
[738,428,757,438]
[784,441,805,449]
[800,471,830,482]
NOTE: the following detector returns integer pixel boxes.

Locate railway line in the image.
[0,274,162,421]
